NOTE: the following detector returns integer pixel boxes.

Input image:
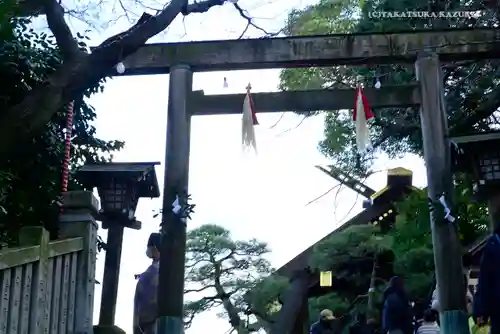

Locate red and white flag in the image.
[242,83,258,152]
[353,85,374,153]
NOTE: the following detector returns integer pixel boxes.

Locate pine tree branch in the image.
[213,261,244,331]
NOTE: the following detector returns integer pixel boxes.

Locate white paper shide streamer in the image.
[242,83,258,152]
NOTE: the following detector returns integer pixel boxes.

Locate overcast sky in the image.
[39,0,428,331]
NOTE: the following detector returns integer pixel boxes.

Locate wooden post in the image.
[270,270,310,334]
[59,190,99,334]
[367,257,378,321]
[98,225,124,327]
[157,64,193,334]
[18,226,50,334]
[487,192,500,231]
[291,293,309,334]
[416,52,469,334]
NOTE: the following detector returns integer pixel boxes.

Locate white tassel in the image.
[242,92,257,152]
[355,89,371,153]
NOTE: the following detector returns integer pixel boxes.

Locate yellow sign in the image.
[320,271,332,287]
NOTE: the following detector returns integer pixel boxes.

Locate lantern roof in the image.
[76,162,161,198]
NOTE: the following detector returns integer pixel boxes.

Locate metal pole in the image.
[157,64,193,334]
[98,225,124,326]
[416,52,469,334]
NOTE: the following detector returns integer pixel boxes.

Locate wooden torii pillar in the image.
[116,28,500,334]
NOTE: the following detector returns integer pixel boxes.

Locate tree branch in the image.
[450,88,500,136]
[0,0,230,157]
[372,124,420,150]
[213,261,244,331]
[41,0,81,60]
[184,285,216,293]
[232,3,282,38]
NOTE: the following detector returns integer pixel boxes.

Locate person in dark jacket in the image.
[310,309,341,334]
[382,276,413,334]
[473,229,500,334]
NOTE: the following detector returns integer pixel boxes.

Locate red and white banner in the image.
[353,85,374,153]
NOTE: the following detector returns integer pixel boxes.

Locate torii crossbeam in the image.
[121,28,500,75]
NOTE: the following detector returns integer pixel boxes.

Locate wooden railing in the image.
[0,191,99,334]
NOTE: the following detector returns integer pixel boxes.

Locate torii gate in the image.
[117,28,500,334]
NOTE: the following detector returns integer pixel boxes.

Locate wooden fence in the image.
[0,191,99,334]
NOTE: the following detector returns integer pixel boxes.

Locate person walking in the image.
[133,233,161,334]
[416,310,440,334]
[382,276,413,334]
[473,229,500,334]
[310,309,341,334]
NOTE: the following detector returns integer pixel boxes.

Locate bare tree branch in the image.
[305,183,342,206]
[232,3,282,38]
[0,0,282,158]
[0,0,228,157]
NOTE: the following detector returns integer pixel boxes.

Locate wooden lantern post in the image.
[76,162,160,333]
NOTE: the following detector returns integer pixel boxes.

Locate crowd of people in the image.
[132,228,500,334]
[309,225,500,334]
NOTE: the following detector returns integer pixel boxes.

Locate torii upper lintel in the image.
[119,28,500,75]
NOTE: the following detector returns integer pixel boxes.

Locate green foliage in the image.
[0,18,123,244]
[311,224,393,273]
[310,224,392,325]
[279,0,500,176]
[0,0,19,39]
[308,184,488,328]
[390,182,488,298]
[309,292,351,320]
[390,204,435,299]
[183,224,287,332]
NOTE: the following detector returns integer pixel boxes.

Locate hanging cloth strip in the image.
[242,83,258,152]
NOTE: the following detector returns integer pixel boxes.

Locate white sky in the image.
[38,0,428,332]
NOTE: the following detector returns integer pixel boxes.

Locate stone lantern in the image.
[76,162,160,333]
